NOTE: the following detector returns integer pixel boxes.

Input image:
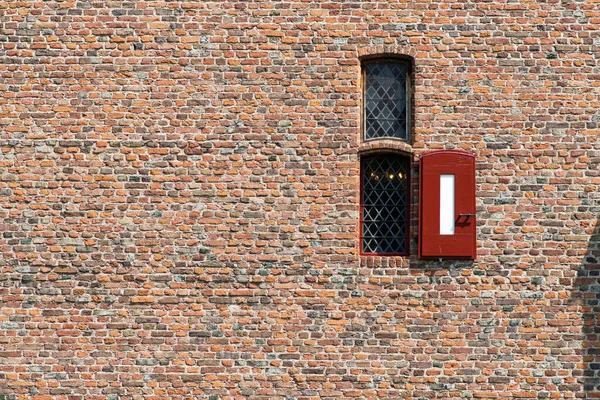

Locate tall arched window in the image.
[360,58,412,256]
[363,60,410,142]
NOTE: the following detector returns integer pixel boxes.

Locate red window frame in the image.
[360,153,411,256]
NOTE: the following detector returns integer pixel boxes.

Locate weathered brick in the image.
[0,0,599,399]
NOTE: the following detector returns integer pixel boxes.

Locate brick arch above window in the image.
[357,46,418,62]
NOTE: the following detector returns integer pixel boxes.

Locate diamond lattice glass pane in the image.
[361,155,409,254]
[365,62,408,140]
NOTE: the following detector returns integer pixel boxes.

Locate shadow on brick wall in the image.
[575,219,600,395]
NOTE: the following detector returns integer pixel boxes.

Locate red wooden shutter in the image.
[419,150,476,259]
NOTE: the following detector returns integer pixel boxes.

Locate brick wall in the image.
[1,1,599,399]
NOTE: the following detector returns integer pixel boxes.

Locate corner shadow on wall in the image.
[574,219,600,396]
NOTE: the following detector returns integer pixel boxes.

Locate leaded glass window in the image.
[361,154,409,255]
[364,62,409,141]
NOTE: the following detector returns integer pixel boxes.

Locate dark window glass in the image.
[361,154,409,254]
[365,62,409,141]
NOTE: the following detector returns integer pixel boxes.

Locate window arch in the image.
[363,59,411,142]
[360,153,410,255]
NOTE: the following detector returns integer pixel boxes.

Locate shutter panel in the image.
[419,150,476,259]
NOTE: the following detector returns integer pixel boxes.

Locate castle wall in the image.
[1,1,599,398]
